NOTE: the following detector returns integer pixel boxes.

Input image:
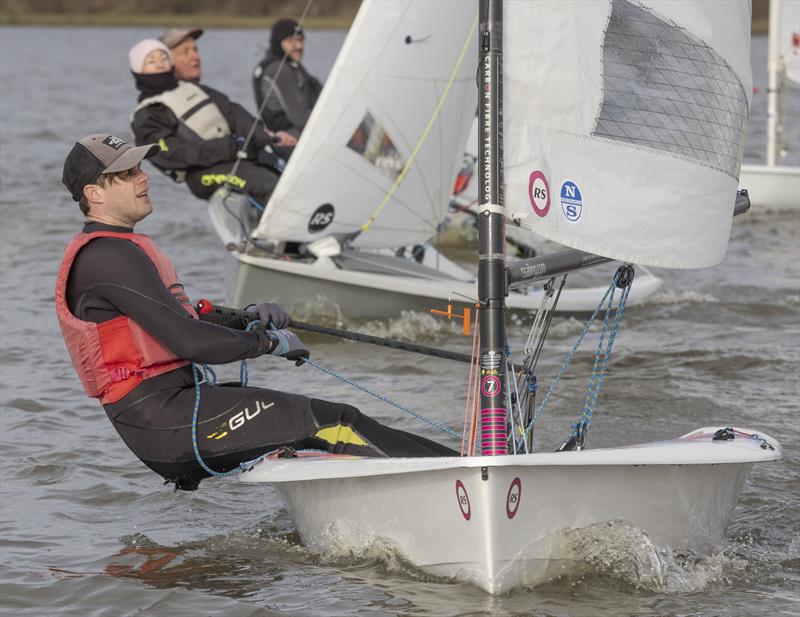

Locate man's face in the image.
[96,166,153,226]
[171,37,201,81]
[280,34,304,63]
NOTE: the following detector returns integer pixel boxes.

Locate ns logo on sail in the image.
[560,180,583,223]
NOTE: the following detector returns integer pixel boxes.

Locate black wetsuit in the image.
[67,223,456,490]
[130,72,279,206]
[253,53,322,139]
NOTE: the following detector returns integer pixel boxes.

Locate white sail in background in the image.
[775,0,800,86]
[504,0,752,269]
[253,0,478,249]
[765,0,800,167]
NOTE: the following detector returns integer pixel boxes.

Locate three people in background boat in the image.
[128,38,290,208]
[253,18,322,142]
[55,133,457,491]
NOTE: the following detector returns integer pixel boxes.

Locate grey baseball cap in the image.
[61,134,158,202]
[159,28,204,48]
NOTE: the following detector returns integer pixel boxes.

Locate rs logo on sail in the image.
[528,170,550,217]
[308,203,335,232]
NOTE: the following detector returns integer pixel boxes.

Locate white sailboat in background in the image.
[739,0,800,211]
[239,0,781,594]
[208,0,662,319]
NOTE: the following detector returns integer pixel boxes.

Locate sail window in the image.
[347,112,405,180]
[593,0,748,177]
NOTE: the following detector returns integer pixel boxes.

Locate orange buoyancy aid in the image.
[55,231,199,404]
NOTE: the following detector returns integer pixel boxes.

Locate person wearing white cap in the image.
[127,38,283,208]
[54,133,457,491]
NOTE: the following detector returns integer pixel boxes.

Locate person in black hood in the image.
[129,39,288,208]
[253,19,323,142]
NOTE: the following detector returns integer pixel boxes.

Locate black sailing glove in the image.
[265,329,309,366]
[246,302,290,329]
[256,145,283,171]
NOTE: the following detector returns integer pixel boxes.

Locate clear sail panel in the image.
[253,0,478,250]
[504,0,753,269]
[596,0,748,178]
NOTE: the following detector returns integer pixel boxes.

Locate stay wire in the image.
[514,269,624,452]
[517,275,566,450]
[572,269,634,436]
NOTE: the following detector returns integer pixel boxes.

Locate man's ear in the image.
[83,183,103,205]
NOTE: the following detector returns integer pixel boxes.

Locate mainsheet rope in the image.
[190,269,633,476]
[190,321,462,477]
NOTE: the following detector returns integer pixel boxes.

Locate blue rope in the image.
[190,316,461,477]
[515,266,634,451]
[202,364,217,386]
[514,278,616,450]
[301,358,462,439]
[189,320,262,478]
[191,363,244,478]
[574,273,632,433]
[578,284,617,428]
[245,193,265,213]
[239,320,264,386]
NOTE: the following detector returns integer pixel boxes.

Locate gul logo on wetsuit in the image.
[206,399,274,440]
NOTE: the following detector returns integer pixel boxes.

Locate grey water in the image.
[1,25,798,617]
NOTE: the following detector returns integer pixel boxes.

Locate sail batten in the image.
[505,0,753,269]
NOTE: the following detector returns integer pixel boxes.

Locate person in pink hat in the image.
[128,38,287,209]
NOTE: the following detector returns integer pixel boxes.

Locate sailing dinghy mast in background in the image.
[238,0,782,594]
[738,0,800,211]
[207,0,663,318]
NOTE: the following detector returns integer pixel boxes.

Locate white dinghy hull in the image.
[223,248,663,319]
[241,427,781,593]
[738,164,800,212]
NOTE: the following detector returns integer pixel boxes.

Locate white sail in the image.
[253,0,478,249]
[775,0,800,86]
[504,0,752,269]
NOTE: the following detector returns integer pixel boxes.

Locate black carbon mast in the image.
[477,0,508,455]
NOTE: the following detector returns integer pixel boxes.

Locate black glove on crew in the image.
[256,145,281,170]
[265,329,309,366]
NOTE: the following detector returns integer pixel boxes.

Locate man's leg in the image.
[185,161,278,207]
[108,381,459,490]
